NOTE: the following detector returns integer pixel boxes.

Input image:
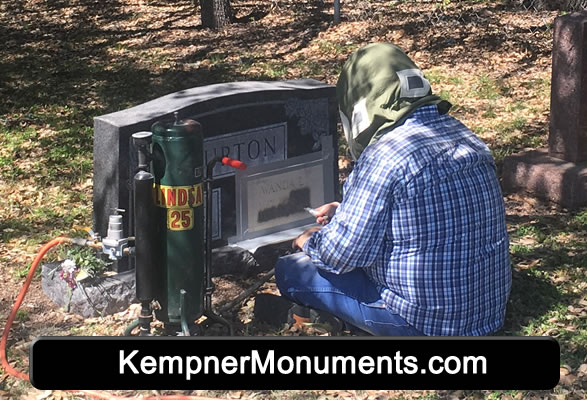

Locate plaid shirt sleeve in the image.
[302,139,396,274]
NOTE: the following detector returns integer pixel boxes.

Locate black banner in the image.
[30,337,559,390]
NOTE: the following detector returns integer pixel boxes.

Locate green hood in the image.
[336,43,451,159]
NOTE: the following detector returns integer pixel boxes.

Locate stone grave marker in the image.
[93,79,338,270]
[503,11,587,208]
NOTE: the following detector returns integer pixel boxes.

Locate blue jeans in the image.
[275,252,424,336]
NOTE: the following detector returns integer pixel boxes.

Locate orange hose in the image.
[1,236,68,381]
[0,237,225,400]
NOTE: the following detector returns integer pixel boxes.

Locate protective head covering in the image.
[337,43,451,159]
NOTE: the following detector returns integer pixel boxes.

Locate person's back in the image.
[352,105,511,335]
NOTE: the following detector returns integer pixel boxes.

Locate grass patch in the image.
[424,69,445,85]
[437,89,453,103]
[572,210,587,227]
[505,101,527,112]
[482,104,497,119]
[471,74,507,100]
[15,310,29,322]
[317,40,355,55]
[490,113,546,166]
[302,61,326,78]
[504,210,587,368]
[263,61,288,78]
[448,76,463,85]
[510,244,533,256]
[511,116,527,131]
[208,52,227,65]
[238,56,255,72]
[512,224,546,242]
[521,77,551,95]
[0,106,94,185]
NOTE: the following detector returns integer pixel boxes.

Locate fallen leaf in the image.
[36,391,52,400]
[544,328,561,337]
[519,259,540,269]
[517,236,537,246]
[559,373,577,386]
[338,156,352,171]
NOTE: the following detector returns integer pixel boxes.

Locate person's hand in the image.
[292,226,322,250]
[313,202,340,225]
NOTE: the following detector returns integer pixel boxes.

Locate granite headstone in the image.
[548,11,587,163]
[93,80,338,269]
[503,11,587,209]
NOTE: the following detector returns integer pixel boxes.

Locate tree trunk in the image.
[201,0,232,30]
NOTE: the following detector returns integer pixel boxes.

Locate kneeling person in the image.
[275,43,511,336]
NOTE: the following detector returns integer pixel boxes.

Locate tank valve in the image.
[132,131,153,171]
[102,214,129,260]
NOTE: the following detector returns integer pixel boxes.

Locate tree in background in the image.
[519,0,587,10]
[201,0,232,29]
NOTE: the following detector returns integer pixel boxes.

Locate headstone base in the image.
[41,246,271,318]
[41,262,136,318]
[502,148,587,209]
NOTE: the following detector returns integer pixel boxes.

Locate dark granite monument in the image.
[93,79,338,258]
[503,11,587,209]
[39,80,340,315]
[44,80,338,314]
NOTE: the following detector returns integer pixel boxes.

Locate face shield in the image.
[336,43,449,160]
[339,109,353,159]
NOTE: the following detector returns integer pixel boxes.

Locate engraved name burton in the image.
[204,123,287,178]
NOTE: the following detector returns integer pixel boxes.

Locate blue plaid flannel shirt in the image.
[303,105,512,336]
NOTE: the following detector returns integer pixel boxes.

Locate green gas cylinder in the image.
[151,115,205,326]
